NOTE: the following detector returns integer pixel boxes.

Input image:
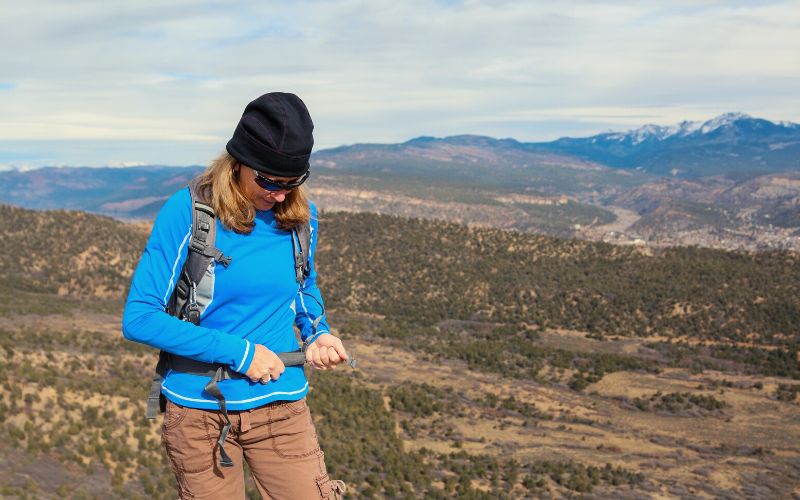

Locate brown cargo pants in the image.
[161,397,346,499]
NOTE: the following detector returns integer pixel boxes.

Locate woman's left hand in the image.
[305,334,349,370]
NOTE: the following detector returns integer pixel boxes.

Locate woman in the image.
[123,92,348,499]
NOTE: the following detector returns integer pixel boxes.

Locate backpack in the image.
[145,178,311,467]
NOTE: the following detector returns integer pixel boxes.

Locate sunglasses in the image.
[253,170,310,191]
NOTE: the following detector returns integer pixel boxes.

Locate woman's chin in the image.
[254,200,276,211]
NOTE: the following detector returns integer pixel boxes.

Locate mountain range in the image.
[537,112,800,177]
[1,113,798,252]
[313,112,800,179]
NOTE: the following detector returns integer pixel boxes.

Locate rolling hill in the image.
[1,205,799,498]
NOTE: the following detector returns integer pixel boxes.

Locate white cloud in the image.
[1,0,799,165]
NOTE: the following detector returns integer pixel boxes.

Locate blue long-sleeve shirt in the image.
[122,187,330,410]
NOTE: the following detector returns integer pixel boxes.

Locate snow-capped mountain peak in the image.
[698,112,752,134]
[544,112,800,177]
[606,112,768,144]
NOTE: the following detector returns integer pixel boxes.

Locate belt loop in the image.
[240,410,251,433]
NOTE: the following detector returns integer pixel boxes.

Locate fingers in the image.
[319,345,331,366]
[269,361,285,381]
[333,341,348,362]
[257,364,283,381]
[306,335,350,370]
[327,347,342,365]
[317,346,341,369]
[311,346,326,370]
[306,343,347,370]
[245,345,285,382]
[249,369,281,383]
[251,365,284,382]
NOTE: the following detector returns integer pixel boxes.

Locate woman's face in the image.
[236,164,294,211]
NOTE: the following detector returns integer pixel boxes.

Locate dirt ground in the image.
[349,335,800,499]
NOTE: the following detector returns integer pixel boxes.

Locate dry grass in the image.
[349,332,800,498]
[3,313,799,498]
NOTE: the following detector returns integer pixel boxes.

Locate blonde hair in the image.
[196,152,311,234]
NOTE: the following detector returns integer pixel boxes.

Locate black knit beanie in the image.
[226,92,314,177]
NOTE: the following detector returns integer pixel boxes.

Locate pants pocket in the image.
[161,404,215,474]
[270,403,321,459]
[163,399,189,430]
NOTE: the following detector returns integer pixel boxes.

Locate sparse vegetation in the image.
[775,384,800,402]
[2,205,800,497]
[647,341,800,380]
[316,211,800,352]
[629,391,728,415]
[388,382,462,418]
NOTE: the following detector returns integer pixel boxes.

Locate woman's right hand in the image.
[244,344,286,383]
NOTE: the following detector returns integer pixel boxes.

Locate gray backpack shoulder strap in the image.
[291,220,312,285]
[166,178,231,324]
[293,217,326,336]
[147,179,232,420]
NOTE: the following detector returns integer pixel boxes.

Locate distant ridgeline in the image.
[2,112,799,215]
[0,165,204,219]
[1,204,797,381]
[2,114,800,258]
[536,112,800,177]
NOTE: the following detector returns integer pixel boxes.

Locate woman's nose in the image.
[270,191,289,202]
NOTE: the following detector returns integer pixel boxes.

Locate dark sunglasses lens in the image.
[254,171,309,191]
[254,177,284,191]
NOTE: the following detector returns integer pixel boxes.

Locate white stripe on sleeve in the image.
[235,340,251,373]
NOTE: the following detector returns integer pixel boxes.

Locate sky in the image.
[1,0,799,168]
